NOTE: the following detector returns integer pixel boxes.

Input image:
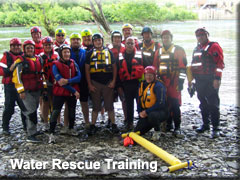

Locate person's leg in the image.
[134,117,152,135]
[63,103,69,127]
[207,87,220,138]
[89,80,102,134]
[49,96,65,134]
[2,85,16,132]
[195,80,210,132]
[117,87,127,121]
[67,96,77,130]
[22,91,41,137]
[15,89,27,131]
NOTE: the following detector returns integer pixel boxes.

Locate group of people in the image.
[0,23,224,143]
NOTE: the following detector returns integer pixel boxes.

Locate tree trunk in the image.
[42,8,55,37]
[80,0,111,35]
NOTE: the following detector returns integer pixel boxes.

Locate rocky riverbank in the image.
[0,100,239,179]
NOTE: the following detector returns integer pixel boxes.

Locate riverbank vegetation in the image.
[0,0,197,27]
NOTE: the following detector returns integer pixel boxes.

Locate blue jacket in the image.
[70,47,86,69]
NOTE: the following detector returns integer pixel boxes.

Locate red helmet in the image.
[161,30,173,39]
[42,36,53,44]
[10,38,21,45]
[144,66,157,75]
[195,27,209,37]
[23,40,35,50]
[31,26,42,34]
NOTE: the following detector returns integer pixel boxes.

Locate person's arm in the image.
[52,64,77,93]
[12,58,25,95]
[108,50,117,89]
[211,43,224,89]
[175,46,187,91]
[85,51,96,92]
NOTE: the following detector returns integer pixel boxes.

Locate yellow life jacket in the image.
[158,44,179,77]
[89,48,112,73]
[139,81,156,109]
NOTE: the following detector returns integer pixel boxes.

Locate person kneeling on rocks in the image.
[134,66,167,141]
[49,44,81,143]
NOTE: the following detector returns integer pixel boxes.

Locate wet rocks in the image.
[0,103,239,178]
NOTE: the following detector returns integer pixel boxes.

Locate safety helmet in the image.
[58,44,71,59]
[10,38,21,46]
[111,30,122,42]
[160,30,173,39]
[70,33,81,41]
[31,26,42,34]
[42,36,53,44]
[55,28,66,37]
[144,66,157,75]
[122,23,133,31]
[23,40,35,48]
[92,33,103,41]
[141,26,153,36]
[81,29,92,38]
[195,27,209,37]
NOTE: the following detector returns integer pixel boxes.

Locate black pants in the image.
[2,84,26,131]
[167,97,181,130]
[50,95,77,133]
[195,77,220,129]
[122,80,139,125]
[134,110,167,135]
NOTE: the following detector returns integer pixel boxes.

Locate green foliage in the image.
[0,1,197,30]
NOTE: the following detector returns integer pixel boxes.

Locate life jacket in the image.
[118,50,144,81]
[52,59,80,96]
[20,56,44,91]
[158,45,179,78]
[35,41,44,55]
[139,41,159,67]
[108,44,125,59]
[139,81,156,109]
[191,42,216,75]
[89,48,113,73]
[1,51,22,84]
[39,50,59,84]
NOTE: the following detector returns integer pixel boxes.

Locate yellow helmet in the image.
[70,33,81,41]
[122,23,133,31]
[55,28,66,37]
[81,29,92,38]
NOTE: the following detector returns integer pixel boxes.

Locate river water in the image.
[0,20,237,108]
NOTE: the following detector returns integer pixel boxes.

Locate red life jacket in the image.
[52,59,80,96]
[108,44,125,59]
[20,56,44,91]
[35,41,44,55]
[191,42,216,76]
[1,51,22,84]
[39,50,59,84]
[118,49,144,81]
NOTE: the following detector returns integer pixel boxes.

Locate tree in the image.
[80,0,111,35]
[30,2,58,37]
